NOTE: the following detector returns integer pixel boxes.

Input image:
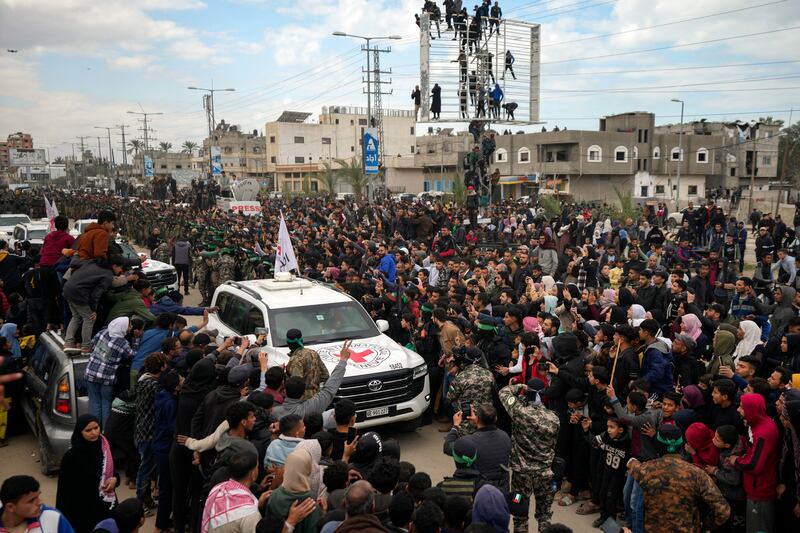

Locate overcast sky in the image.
[1,0,799,161]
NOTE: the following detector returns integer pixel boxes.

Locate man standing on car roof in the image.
[285,328,330,400]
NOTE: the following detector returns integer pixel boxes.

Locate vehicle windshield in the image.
[116,241,139,260]
[0,216,31,226]
[269,301,379,347]
[27,229,47,240]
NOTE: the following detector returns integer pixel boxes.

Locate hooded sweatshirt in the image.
[640,338,673,395]
[707,330,736,376]
[735,393,779,501]
[471,485,510,533]
[76,222,110,260]
[769,285,797,340]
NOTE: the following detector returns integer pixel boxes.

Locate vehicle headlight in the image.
[412,363,428,380]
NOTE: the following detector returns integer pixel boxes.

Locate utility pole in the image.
[76,136,89,187]
[94,126,116,167]
[671,98,685,211]
[96,136,103,162]
[333,32,401,200]
[116,124,131,184]
[747,129,759,216]
[127,109,163,182]
[187,85,235,184]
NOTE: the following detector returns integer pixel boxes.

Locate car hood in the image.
[140,258,173,272]
[261,335,425,376]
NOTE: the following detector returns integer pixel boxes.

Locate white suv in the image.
[206,276,430,429]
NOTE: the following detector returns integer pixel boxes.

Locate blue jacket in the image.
[133,327,170,371]
[150,295,204,316]
[379,254,397,283]
[152,389,178,453]
[640,339,673,395]
[0,505,76,533]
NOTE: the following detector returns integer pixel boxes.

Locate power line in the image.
[542,25,800,65]
[543,60,800,77]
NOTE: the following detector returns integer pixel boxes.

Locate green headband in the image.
[421,304,434,313]
[656,432,684,453]
[288,337,304,348]
[477,322,497,333]
[451,448,478,468]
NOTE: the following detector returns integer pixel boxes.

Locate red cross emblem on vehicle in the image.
[337,348,372,363]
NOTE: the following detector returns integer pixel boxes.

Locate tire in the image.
[37,424,58,476]
[394,415,422,433]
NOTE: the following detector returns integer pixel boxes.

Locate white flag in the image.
[43,196,54,233]
[275,212,298,273]
[50,199,58,217]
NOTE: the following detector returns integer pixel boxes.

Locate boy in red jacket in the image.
[731,393,779,533]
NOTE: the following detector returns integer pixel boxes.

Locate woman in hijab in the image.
[628,304,646,327]
[733,320,762,362]
[295,438,324,498]
[780,334,800,372]
[85,317,133,427]
[171,357,216,533]
[0,323,21,360]
[472,484,510,533]
[599,288,616,311]
[57,414,118,533]
[267,448,321,533]
[684,422,720,468]
[707,329,736,376]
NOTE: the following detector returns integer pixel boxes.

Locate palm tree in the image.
[318,161,339,198]
[181,141,198,155]
[127,139,143,157]
[335,157,371,201]
[302,174,312,196]
[158,141,173,152]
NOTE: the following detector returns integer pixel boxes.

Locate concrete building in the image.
[200,120,269,186]
[410,112,779,205]
[132,151,193,180]
[264,106,416,194]
[0,132,34,169]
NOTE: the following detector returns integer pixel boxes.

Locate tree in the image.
[181,141,198,155]
[759,116,785,126]
[452,175,466,207]
[318,161,339,198]
[778,120,800,182]
[335,157,371,201]
[302,174,312,196]
[127,139,143,157]
[158,142,173,152]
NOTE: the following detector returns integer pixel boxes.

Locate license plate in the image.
[365,407,389,418]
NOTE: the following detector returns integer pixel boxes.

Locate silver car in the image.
[20,332,88,475]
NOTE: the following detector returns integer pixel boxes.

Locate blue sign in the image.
[211,146,222,176]
[144,155,154,178]
[363,128,379,175]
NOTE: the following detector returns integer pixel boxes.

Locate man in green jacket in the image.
[106,279,156,322]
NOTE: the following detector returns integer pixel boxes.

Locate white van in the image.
[206,276,430,429]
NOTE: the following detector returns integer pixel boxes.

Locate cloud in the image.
[268,25,323,66]
[108,55,157,70]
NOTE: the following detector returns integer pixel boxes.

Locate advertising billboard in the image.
[9,148,46,166]
[363,128,379,175]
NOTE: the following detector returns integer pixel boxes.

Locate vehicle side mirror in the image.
[376,319,390,333]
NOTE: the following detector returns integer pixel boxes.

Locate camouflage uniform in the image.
[447,363,495,434]
[632,455,730,533]
[216,252,236,284]
[152,241,171,264]
[286,347,330,399]
[499,383,560,533]
[193,255,211,305]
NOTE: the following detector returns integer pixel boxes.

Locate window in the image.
[160,164,167,169]
[269,136,276,143]
[697,148,708,163]
[270,156,276,163]
[295,156,305,164]
[655,185,665,194]
[653,146,660,159]
[176,164,182,169]
[640,186,648,197]
[671,147,683,161]
[643,130,648,143]
[350,120,354,125]
[763,155,772,165]
[730,168,736,176]
[335,119,340,125]
[410,146,415,153]
[294,136,304,144]
[688,185,698,195]
[321,137,331,145]
[518,148,530,163]
[224,147,233,154]
[293,181,301,191]
[216,293,265,336]
[358,118,368,126]
[252,147,261,153]
[310,181,318,192]
[351,146,355,152]
[587,145,601,162]
[614,146,628,162]
[423,180,431,192]
[495,148,507,162]
[410,127,415,135]
[637,129,642,143]
[633,146,639,159]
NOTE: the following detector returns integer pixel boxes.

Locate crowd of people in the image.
[0,185,800,533]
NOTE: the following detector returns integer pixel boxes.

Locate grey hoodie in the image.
[769,285,797,340]
[173,238,191,265]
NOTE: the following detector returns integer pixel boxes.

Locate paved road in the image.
[1,276,595,531]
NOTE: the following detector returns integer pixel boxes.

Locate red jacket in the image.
[38,230,75,267]
[735,393,779,501]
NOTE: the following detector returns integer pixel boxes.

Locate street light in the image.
[333,32,401,199]
[671,98,685,211]
[188,85,235,182]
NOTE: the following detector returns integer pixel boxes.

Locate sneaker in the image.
[80,347,92,354]
[64,344,81,353]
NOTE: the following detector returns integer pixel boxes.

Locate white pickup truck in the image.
[206,275,430,429]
